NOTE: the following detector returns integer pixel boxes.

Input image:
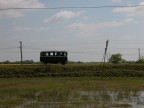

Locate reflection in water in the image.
[17,91,144,108]
[77,91,144,108]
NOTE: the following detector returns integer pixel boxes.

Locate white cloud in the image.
[37,26,49,32]
[14,26,49,32]
[112,0,122,3]
[68,18,134,37]
[69,20,126,31]
[0,0,45,18]
[124,18,134,23]
[14,27,31,31]
[113,2,144,16]
[44,10,85,23]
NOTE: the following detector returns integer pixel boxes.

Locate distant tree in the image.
[13,60,34,64]
[136,57,144,64]
[109,53,123,64]
[23,60,34,64]
[3,60,10,64]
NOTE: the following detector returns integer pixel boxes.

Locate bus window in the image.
[64,52,67,56]
[50,52,53,56]
[56,52,59,56]
[62,52,64,56]
[45,53,48,56]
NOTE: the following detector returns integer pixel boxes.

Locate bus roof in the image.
[41,51,67,53]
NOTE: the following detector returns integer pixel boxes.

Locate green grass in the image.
[0,64,144,77]
[0,64,144,107]
[0,77,144,107]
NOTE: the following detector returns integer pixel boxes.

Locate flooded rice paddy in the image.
[14,90,144,108]
[1,78,144,108]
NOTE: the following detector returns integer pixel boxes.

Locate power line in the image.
[0,47,18,50]
[1,46,144,51]
[0,5,144,10]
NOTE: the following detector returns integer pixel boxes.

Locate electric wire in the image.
[0,5,144,10]
[1,46,144,51]
[0,47,19,50]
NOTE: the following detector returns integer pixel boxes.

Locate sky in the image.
[0,0,144,62]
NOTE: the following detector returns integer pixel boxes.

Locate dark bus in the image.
[40,51,68,65]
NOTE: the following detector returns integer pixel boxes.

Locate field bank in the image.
[0,64,144,77]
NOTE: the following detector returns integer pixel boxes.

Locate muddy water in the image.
[17,90,144,108]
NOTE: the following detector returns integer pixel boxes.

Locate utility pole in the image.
[102,40,109,78]
[104,40,109,63]
[138,48,141,60]
[19,41,23,65]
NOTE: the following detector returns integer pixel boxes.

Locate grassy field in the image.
[0,77,144,108]
[1,64,144,107]
[0,64,144,77]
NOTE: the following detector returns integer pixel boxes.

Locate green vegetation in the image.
[0,77,144,108]
[0,64,144,77]
[0,60,36,64]
[0,63,144,107]
[136,57,144,64]
[109,53,123,64]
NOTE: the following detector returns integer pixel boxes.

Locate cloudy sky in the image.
[0,0,144,62]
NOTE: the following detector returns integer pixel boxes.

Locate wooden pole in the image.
[102,40,109,78]
[19,41,23,65]
[138,48,141,60]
